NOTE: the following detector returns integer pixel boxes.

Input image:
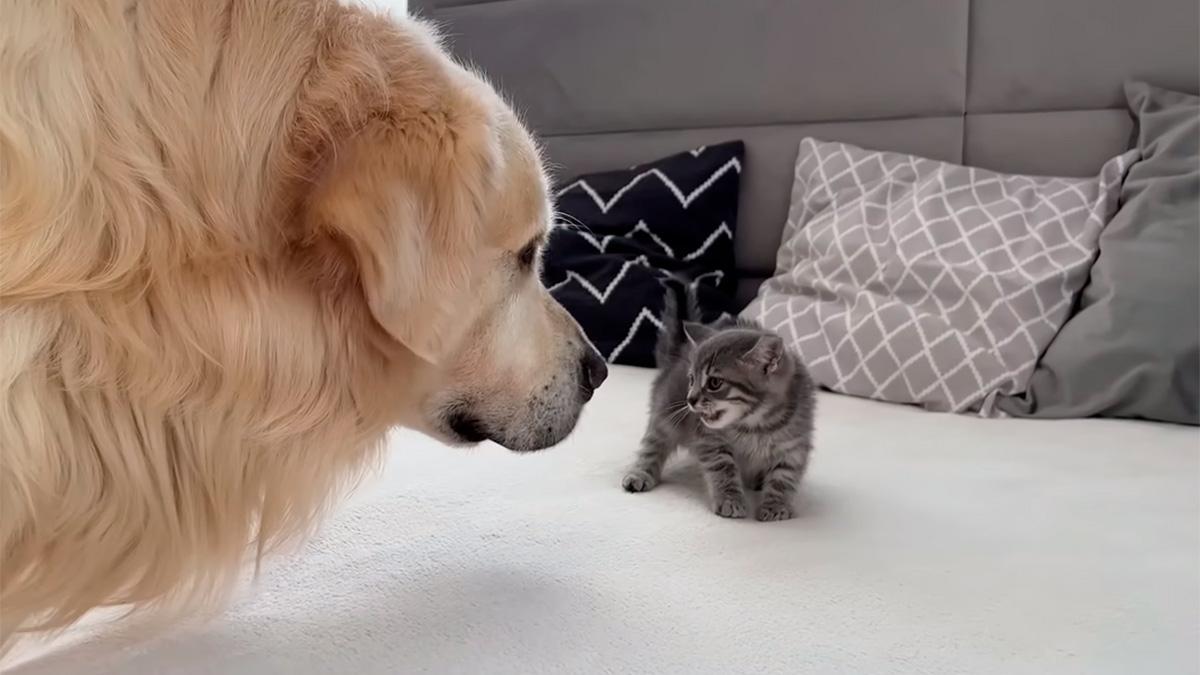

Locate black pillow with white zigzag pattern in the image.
[544,141,744,367]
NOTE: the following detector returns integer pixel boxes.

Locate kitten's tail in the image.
[655,289,684,368]
[655,274,702,367]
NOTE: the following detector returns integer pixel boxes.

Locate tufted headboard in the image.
[410,0,1199,304]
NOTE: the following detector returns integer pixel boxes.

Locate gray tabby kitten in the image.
[622,291,816,521]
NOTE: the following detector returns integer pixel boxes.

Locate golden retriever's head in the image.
[301,22,605,452]
[0,7,606,643]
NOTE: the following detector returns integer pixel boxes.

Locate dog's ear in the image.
[306,118,498,365]
[293,20,501,365]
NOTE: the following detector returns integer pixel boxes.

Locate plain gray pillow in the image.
[1000,81,1199,425]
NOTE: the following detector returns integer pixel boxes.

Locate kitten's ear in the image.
[683,321,714,346]
[742,335,784,374]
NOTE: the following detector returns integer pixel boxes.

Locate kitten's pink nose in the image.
[686,394,699,409]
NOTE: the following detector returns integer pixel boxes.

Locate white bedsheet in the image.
[7,366,1199,674]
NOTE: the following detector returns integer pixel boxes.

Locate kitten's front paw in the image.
[622,470,658,493]
[713,494,748,519]
[756,501,794,522]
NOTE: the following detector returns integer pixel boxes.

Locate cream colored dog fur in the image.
[0,0,605,648]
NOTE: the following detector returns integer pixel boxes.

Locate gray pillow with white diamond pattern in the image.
[743,138,1137,414]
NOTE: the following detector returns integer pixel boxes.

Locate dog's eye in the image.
[705,377,724,391]
[516,239,539,269]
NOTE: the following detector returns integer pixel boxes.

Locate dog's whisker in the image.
[553,211,593,235]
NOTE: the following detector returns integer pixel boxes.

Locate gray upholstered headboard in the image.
[411,0,1199,304]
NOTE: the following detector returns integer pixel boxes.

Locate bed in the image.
[7,0,1198,673]
[8,366,1198,674]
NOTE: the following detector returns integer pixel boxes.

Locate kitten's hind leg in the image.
[756,447,810,522]
[622,426,674,493]
[695,443,748,518]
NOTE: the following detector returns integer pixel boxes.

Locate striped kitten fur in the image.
[623,288,816,520]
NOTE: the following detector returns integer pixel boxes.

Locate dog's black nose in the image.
[580,349,608,400]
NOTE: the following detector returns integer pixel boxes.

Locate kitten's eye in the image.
[705,377,724,391]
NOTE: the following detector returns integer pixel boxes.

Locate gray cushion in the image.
[414,0,1197,314]
[744,138,1135,413]
[965,110,1133,178]
[967,0,1199,113]
[418,0,968,136]
[999,82,1200,425]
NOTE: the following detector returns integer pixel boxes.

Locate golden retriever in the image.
[0,0,607,648]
